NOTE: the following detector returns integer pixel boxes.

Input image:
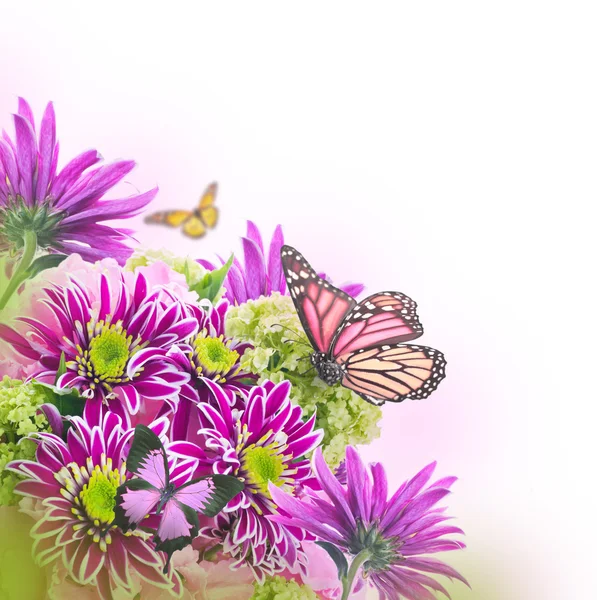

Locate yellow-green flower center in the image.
[78,467,120,525]
[192,335,239,378]
[243,445,285,496]
[88,324,131,380]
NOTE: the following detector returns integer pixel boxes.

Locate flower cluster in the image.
[0,98,467,600]
[0,378,49,505]
[226,293,382,466]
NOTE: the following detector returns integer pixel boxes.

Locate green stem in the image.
[341,549,372,600]
[0,230,37,311]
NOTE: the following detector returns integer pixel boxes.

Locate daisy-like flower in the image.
[198,221,365,305]
[0,97,156,263]
[170,379,324,581]
[165,299,256,442]
[6,412,182,600]
[198,221,286,304]
[270,446,469,600]
[0,270,197,425]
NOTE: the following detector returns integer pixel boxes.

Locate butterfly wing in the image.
[198,182,218,210]
[115,479,162,529]
[126,425,169,489]
[339,343,446,405]
[331,292,423,358]
[180,181,219,237]
[144,210,192,227]
[182,216,207,238]
[156,499,198,542]
[174,474,244,516]
[281,245,356,353]
[154,474,243,569]
[198,182,219,228]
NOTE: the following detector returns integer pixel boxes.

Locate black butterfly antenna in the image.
[298,364,317,377]
[271,323,312,350]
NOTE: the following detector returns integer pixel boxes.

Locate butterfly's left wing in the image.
[338,344,447,406]
[281,245,356,353]
[114,479,162,530]
[144,210,192,227]
[330,291,424,358]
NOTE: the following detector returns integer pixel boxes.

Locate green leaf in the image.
[54,352,67,384]
[23,253,67,280]
[315,541,349,579]
[189,254,234,303]
[31,381,84,419]
[183,258,191,282]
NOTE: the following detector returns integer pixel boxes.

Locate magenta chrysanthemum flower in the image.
[0,270,197,425]
[198,221,365,304]
[164,299,256,442]
[6,412,182,600]
[0,97,156,263]
[169,379,324,580]
[270,446,469,600]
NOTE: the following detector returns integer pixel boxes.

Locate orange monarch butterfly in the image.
[281,245,446,406]
[144,182,219,238]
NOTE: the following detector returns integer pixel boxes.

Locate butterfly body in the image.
[311,351,343,385]
[281,245,446,406]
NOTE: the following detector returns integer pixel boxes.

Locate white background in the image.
[2,2,596,598]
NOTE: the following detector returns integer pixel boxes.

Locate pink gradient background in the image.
[2,3,594,598]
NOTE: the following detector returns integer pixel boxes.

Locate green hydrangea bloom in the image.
[0,378,49,506]
[250,575,319,600]
[226,293,382,467]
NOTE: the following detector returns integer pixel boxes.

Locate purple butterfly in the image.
[115,425,243,568]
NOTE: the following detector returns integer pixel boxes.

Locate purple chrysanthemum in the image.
[270,446,469,600]
[6,412,182,600]
[198,221,365,304]
[0,97,156,263]
[0,270,197,425]
[163,299,256,442]
[169,379,324,581]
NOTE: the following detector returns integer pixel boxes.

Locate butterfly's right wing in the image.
[197,181,219,231]
[330,291,424,358]
[144,210,192,227]
[281,245,356,353]
[125,424,169,489]
[174,474,244,517]
[182,216,208,238]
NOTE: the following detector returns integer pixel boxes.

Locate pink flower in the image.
[298,542,367,600]
[0,257,200,426]
[0,254,197,383]
[139,547,255,600]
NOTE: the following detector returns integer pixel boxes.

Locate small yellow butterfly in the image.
[144,182,219,238]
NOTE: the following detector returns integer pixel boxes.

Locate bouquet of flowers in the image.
[0,99,468,600]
